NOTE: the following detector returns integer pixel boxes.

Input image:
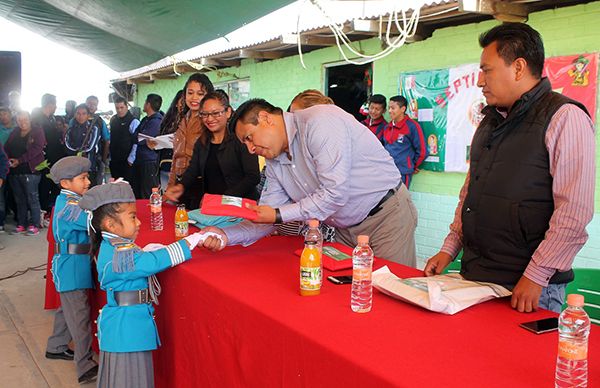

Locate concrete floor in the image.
[0,220,96,387]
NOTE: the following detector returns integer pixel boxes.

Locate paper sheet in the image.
[138,133,174,150]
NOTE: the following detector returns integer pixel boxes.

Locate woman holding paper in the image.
[167,73,214,208]
[164,91,260,209]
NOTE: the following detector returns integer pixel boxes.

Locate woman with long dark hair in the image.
[5,111,46,235]
[164,91,260,209]
[167,73,214,208]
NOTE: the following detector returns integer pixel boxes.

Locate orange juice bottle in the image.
[174,204,189,240]
[300,240,322,296]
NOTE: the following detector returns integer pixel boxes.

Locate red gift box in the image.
[201,194,258,221]
[294,242,373,271]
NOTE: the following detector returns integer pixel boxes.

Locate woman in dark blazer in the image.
[164,91,260,209]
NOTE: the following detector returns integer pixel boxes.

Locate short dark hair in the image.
[229,98,283,133]
[41,93,56,107]
[389,95,408,108]
[368,94,387,109]
[75,103,90,114]
[86,95,99,103]
[114,96,127,105]
[479,23,544,79]
[145,94,162,112]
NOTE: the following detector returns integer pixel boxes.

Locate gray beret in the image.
[50,156,91,183]
[79,181,136,211]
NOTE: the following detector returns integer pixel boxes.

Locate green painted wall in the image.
[136,1,600,267]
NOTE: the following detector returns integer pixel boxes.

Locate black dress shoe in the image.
[45,349,75,360]
[78,365,98,384]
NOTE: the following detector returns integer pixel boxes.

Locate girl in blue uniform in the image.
[79,181,214,388]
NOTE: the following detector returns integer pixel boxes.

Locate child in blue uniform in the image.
[79,181,216,388]
[45,156,98,384]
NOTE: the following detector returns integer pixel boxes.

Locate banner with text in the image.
[400,63,484,172]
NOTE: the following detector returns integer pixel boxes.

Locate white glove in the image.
[184,231,224,250]
[184,232,204,250]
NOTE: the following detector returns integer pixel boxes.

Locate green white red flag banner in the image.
[400,54,597,172]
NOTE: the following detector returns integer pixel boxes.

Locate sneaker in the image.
[45,348,74,361]
[15,225,26,234]
[78,365,98,384]
[26,225,40,236]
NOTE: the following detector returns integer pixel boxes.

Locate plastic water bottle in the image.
[174,204,189,240]
[351,235,374,313]
[305,220,323,281]
[305,219,323,252]
[555,294,590,387]
[149,188,163,231]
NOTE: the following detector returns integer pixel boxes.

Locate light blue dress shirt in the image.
[225,104,401,246]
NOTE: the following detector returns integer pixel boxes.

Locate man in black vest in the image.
[424,23,595,313]
[108,97,139,182]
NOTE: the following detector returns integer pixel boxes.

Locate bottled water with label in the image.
[351,235,374,313]
[555,294,590,387]
[149,188,163,231]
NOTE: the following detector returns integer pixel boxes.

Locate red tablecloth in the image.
[45,202,600,387]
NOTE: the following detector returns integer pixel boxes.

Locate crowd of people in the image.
[0,22,595,387]
[0,71,428,250]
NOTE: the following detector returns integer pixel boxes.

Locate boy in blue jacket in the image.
[383,95,428,189]
[45,156,98,384]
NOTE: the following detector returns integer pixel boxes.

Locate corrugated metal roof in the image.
[118,0,453,80]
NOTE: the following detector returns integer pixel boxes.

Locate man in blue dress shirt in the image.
[202,99,418,266]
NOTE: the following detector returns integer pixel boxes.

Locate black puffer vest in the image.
[109,111,136,162]
[461,78,588,285]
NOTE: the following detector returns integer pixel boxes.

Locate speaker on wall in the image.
[0,51,22,107]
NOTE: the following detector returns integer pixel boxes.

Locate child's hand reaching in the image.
[184,232,224,250]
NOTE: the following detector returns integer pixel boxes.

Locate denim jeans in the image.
[9,174,41,227]
[538,283,567,313]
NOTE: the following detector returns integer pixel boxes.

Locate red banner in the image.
[543,53,598,122]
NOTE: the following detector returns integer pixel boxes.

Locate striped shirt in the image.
[441,104,596,287]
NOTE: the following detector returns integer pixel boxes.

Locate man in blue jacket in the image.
[132,94,163,199]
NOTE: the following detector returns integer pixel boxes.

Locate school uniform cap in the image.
[49,156,91,183]
[79,181,136,211]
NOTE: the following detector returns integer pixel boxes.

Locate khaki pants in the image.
[335,184,417,267]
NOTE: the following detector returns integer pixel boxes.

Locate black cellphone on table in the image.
[327,275,353,285]
[519,317,559,334]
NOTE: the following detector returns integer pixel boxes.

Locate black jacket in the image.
[181,134,260,207]
[461,78,587,285]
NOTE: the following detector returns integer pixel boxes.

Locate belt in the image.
[114,289,151,306]
[367,186,399,218]
[54,243,91,255]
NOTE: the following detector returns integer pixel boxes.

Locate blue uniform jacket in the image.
[96,233,191,353]
[383,116,428,175]
[52,190,93,292]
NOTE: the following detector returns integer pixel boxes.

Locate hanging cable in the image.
[296,0,422,67]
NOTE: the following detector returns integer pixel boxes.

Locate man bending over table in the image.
[201,99,418,267]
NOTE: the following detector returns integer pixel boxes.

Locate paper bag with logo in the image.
[372,266,511,315]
